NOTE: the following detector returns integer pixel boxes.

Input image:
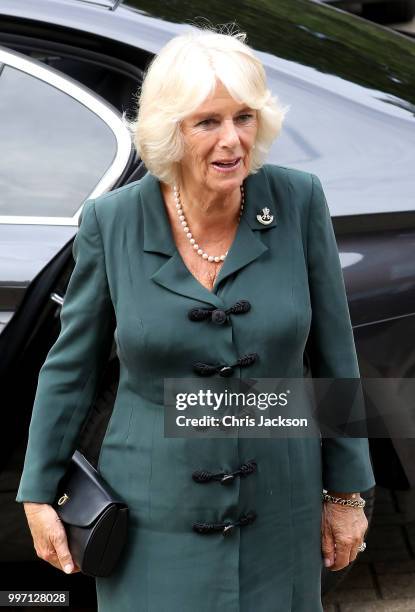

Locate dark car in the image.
[321,0,415,23]
[1,0,415,606]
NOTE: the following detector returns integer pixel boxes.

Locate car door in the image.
[0,45,133,334]
[0,48,133,607]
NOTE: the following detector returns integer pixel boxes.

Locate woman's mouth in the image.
[211,158,242,173]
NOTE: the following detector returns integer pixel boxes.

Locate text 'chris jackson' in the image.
[176,415,309,428]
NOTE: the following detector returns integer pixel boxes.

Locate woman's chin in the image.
[208,166,246,191]
[210,180,242,196]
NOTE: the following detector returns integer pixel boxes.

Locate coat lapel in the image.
[139,167,278,306]
[151,252,225,307]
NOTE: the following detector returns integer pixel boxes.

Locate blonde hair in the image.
[127,26,289,185]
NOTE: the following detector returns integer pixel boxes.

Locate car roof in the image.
[1,0,415,218]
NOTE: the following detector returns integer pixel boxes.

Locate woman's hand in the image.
[321,498,368,571]
[23,502,81,574]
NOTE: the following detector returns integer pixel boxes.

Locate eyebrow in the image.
[193,107,253,120]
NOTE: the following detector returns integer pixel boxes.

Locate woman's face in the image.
[179,80,258,196]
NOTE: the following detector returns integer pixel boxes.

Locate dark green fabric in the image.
[16,164,375,611]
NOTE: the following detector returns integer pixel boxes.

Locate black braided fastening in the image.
[238,460,257,477]
[192,511,257,535]
[227,300,251,315]
[236,352,258,367]
[236,511,257,527]
[188,308,212,322]
[192,362,219,376]
[193,352,258,376]
[188,300,251,323]
[192,520,226,535]
[192,460,257,484]
[192,470,218,483]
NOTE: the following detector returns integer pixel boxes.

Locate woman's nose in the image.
[218,119,240,147]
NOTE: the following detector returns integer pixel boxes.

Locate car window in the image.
[0,64,117,218]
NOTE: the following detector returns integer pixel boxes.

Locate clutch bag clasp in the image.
[58,493,70,506]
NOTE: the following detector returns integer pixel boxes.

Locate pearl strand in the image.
[172,183,244,263]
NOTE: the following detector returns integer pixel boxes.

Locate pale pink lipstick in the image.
[211,157,242,173]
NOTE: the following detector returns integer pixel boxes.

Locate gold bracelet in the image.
[322,492,366,508]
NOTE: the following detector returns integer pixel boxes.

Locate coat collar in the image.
[139,167,278,306]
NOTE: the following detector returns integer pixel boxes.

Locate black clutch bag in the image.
[52,449,129,578]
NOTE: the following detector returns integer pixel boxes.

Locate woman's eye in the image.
[236,114,254,123]
[196,114,254,128]
[197,118,217,127]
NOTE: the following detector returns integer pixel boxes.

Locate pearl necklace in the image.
[172,183,244,263]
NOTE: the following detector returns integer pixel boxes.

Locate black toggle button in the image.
[188,299,251,325]
[211,309,227,325]
[230,299,251,314]
[222,523,235,536]
[188,307,210,322]
[219,366,233,377]
[220,474,236,485]
[192,511,257,535]
[193,353,258,377]
[192,460,257,485]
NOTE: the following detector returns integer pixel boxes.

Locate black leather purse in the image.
[52,449,129,578]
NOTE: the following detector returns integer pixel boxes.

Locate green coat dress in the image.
[16,164,376,612]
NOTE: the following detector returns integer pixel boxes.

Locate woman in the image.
[16,28,375,611]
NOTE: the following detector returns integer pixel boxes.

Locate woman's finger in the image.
[321,513,335,568]
[330,538,353,571]
[42,550,64,572]
[50,524,75,573]
[348,541,362,564]
[24,504,80,574]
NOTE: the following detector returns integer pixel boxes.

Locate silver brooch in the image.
[256,207,274,225]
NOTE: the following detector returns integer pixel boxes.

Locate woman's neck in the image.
[161,180,243,238]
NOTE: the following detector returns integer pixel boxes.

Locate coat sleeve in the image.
[306,173,376,493]
[15,199,116,504]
